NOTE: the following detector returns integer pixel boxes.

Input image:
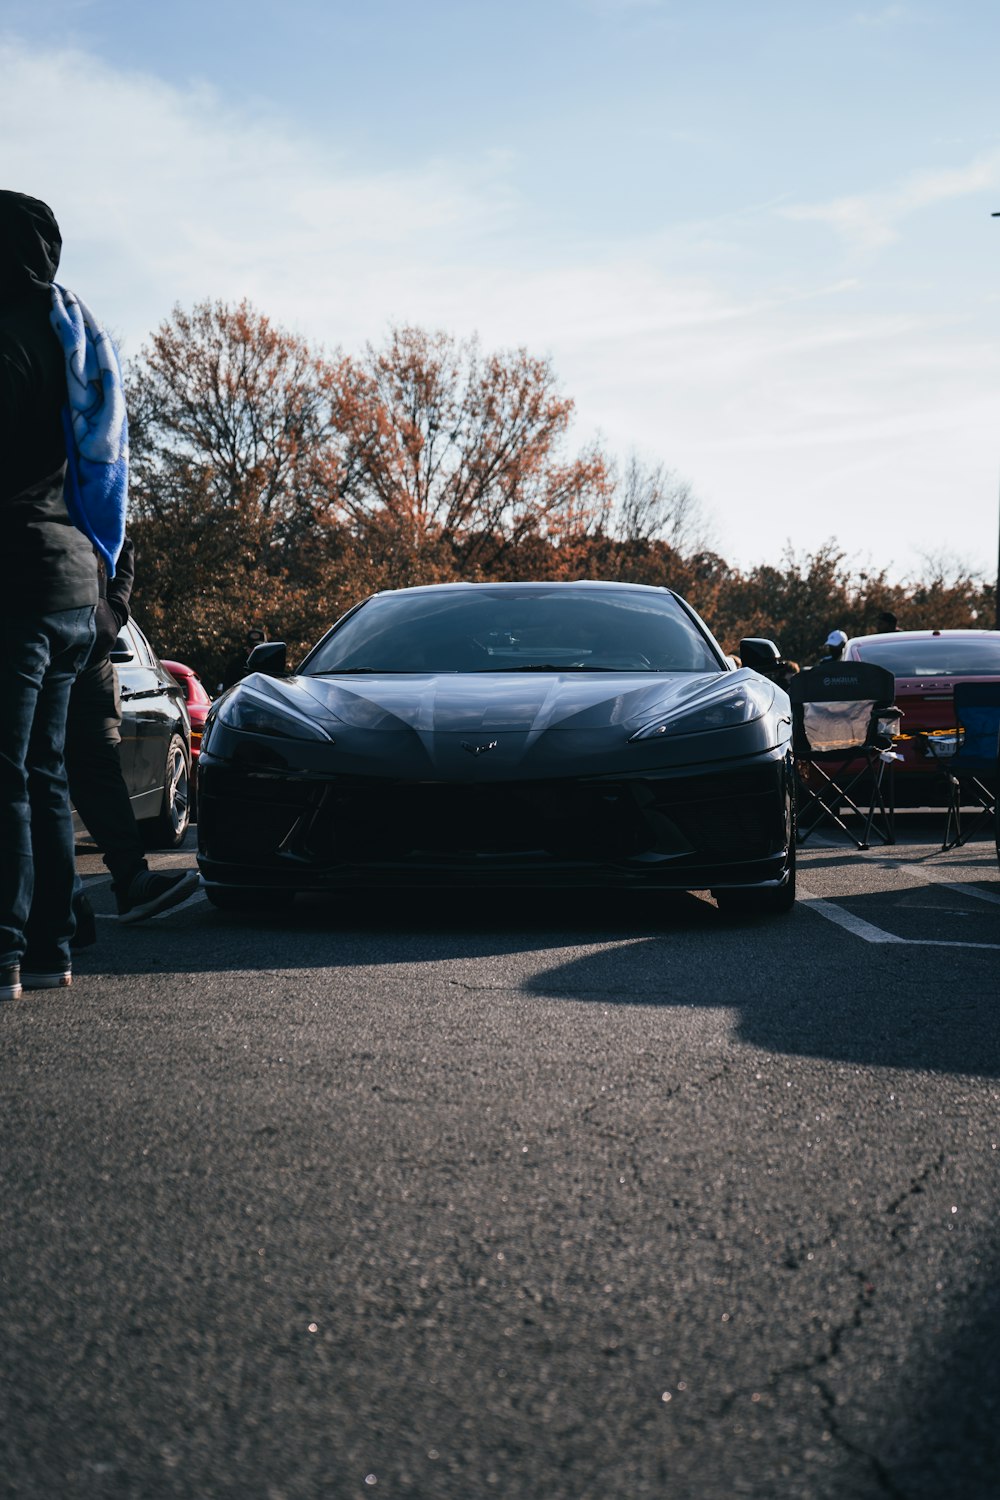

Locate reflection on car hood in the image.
[276,668,740,735]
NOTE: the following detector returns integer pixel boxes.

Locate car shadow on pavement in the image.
[77,883,721,968]
[72,877,1000,1076]
[516,902,1000,1077]
[66,873,1000,1496]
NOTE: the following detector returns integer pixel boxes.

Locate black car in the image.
[73,618,193,850]
[197,582,795,916]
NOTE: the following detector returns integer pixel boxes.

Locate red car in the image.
[160,659,213,804]
[842,629,1000,803]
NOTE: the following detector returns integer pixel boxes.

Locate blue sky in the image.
[4,0,1000,584]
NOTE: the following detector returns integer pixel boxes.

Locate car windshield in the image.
[302,587,722,675]
[854,638,1000,677]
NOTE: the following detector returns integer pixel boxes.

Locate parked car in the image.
[842,629,1000,804]
[197,581,796,916]
[72,619,193,849]
[160,658,212,806]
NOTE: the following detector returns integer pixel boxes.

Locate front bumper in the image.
[197,749,793,894]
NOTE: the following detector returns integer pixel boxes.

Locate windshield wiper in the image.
[311,664,662,675]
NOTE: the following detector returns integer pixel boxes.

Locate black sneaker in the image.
[117,868,200,923]
[1,965,22,1002]
[72,890,97,950]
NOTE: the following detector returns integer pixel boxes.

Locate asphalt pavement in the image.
[2,816,998,1500]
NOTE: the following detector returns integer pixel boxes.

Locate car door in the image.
[113,622,185,814]
[109,621,143,788]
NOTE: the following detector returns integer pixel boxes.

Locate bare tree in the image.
[611,453,710,555]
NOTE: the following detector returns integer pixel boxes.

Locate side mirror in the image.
[246,641,287,677]
[109,633,135,663]
[738,638,782,674]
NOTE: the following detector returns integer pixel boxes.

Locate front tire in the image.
[142,734,191,849]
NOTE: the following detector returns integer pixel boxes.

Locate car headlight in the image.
[629,678,774,741]
[215,684,336,742]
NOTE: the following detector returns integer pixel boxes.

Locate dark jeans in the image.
[0,606,96,969]
[66,657,146,890]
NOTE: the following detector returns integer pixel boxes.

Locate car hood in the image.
[288,668,739,735]
[224,668,784,780]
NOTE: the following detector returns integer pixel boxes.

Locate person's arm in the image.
[106,534,135,629]
[88,536,135,661]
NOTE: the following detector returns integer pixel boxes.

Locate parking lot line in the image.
[887,864,1000,907]
[797,887,905,943]
[797,885,1000,949]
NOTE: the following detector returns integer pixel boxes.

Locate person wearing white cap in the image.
[818,628,848,663]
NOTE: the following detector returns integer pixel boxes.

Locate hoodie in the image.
[0,190,98,614]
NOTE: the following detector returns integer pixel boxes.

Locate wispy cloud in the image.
[0,38,518,354]
[2,35,997,576]
[851,4,921,27]
[579,0,666,16]
[781,149,1000,253]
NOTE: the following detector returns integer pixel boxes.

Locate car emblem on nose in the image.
[462,739,498,756]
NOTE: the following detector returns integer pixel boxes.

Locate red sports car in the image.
[842,629,1000,803]
[160,659,213,804]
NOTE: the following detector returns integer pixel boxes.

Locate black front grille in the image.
[304,781,652,861]
[291,766,785,867]
[660,789,779,857]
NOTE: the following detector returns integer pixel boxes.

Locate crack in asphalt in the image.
[723,1151,949,1498]
[445,975,951,1494]
[579,1068,731,1198]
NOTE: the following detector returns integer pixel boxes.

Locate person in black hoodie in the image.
[66,535,198,938]
[0,191,98,1000]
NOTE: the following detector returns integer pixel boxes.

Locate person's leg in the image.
[0,620,46,997]
[66,659,147,889]
[71,888,97,949]
[64,657,198,922]
[19,607,96,980]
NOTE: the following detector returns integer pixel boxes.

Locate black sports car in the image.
[197,582,795,916]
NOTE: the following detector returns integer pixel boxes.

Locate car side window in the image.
[127,623,156,668]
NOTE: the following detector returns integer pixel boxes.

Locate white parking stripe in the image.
[797,885,1000,949]
[797,888,905,943]
[891,865,1000,907]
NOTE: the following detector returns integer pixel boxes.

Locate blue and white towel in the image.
[49,283,129,577]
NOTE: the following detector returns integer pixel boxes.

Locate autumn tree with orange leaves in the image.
[124,298,993,685]
[324,326,612,579]
[126,305,615,676]
[125,301,343,679]
[127,299,339,543]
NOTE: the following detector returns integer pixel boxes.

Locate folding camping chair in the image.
[788,661,899,850]
[934,680,1000,851]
